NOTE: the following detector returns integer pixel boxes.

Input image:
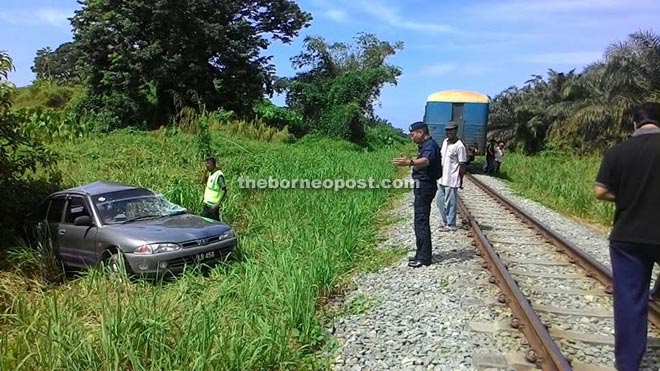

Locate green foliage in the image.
[195,112,213,159]
[0,51,59,243]
[343,294,379,316]
[320,101,365,143]
[12,80,83,110]
[31,42,83,84]
[0,129,405,370]
[13,107,99,142]
[500,153,614,226]
[283,33,403,144]
[489,30,660,154]
[71,89,143,130]
[211,108,236,124]
[365,119,408,149]
[253,100,305,136]
[215,119,293,143]
[71,0,311,128]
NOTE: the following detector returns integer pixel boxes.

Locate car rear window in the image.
[65,197,90,224]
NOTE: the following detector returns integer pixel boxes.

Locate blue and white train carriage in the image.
[423,90,489,155]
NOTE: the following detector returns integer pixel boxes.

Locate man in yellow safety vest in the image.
[201,157,227,221]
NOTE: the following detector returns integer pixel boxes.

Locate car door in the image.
[44,196,66,254]
[25,199,51,250]
[57,195,99,269]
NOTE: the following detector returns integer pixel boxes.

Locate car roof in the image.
[53,181,147,197]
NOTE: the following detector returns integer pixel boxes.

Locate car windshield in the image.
[92,189,187,224]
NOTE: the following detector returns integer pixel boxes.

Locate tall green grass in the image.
[499,153,615,227]
[0,130,406,370]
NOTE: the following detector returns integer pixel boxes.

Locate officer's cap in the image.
[409,121,427,132]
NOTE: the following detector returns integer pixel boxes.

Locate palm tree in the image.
[490,30,660,154]
[0,50,15,111]
[560,31,660,152]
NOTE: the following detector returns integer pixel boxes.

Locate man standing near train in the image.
[437,121,467,231]
[393,121,441,268]
[594,102,660,371]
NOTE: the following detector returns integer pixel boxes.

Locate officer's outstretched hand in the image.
[392,156,410,166]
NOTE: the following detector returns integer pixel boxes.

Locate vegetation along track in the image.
[457,173,660,371]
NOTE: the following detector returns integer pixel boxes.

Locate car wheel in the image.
[103,250,129,281]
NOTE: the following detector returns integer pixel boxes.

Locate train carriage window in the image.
[47,198,66,223]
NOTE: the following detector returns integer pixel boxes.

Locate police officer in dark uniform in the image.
[393,121,441,268]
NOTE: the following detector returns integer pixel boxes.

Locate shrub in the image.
[365,121,407,149]
[211,108,236,124]
[217,119,293,143]
[12,80,83,110]
[253,100,306,137]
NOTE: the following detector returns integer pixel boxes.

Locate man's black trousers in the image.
[201,204,220,221]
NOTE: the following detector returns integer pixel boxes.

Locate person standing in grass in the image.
[393,121,441,268]
[201,156,227,221]
[594,102,660,371]
[494,141,505,175]
[484,139,494,173]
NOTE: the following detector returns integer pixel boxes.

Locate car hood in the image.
[104,214,232,243]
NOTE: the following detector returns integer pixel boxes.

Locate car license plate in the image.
[195,250,216,261]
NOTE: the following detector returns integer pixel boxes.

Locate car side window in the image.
[47,198,66,223]
[65,196,89,224]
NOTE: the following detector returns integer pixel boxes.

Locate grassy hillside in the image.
[499,153,615,227]
[0,129,408,370]
[12,82,83,110]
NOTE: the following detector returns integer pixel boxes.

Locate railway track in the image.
[459,173,660,371]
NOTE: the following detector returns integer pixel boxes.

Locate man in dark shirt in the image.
[485,139,496,174]
[393,121,441,267]
[594,102,660,371]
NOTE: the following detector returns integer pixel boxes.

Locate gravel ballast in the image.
[329,175,658,370]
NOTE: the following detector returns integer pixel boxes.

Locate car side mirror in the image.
[74,215,92,226]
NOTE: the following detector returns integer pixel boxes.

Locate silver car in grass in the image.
[31,181,237,278]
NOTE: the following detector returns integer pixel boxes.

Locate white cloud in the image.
[527,51,603,65]
[419,63,456,76]
[351,0,452,33]
[324,9,350,23]
[312,0,452,32]
[0,8,72,28]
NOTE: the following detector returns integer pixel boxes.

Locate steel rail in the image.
[457,195,571,370]
[465,173,660,331]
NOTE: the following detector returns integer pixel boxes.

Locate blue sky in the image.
[1,0,659,129]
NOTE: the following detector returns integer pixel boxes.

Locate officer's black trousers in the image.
[413,184,437,265]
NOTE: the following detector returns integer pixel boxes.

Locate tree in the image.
[548,31,660,152]
[0,51,14,111]
[31,42,83,84]
[71,0,311,128]
[488,30,660,154]
[0,51,58,243]
[283,33,403,144]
